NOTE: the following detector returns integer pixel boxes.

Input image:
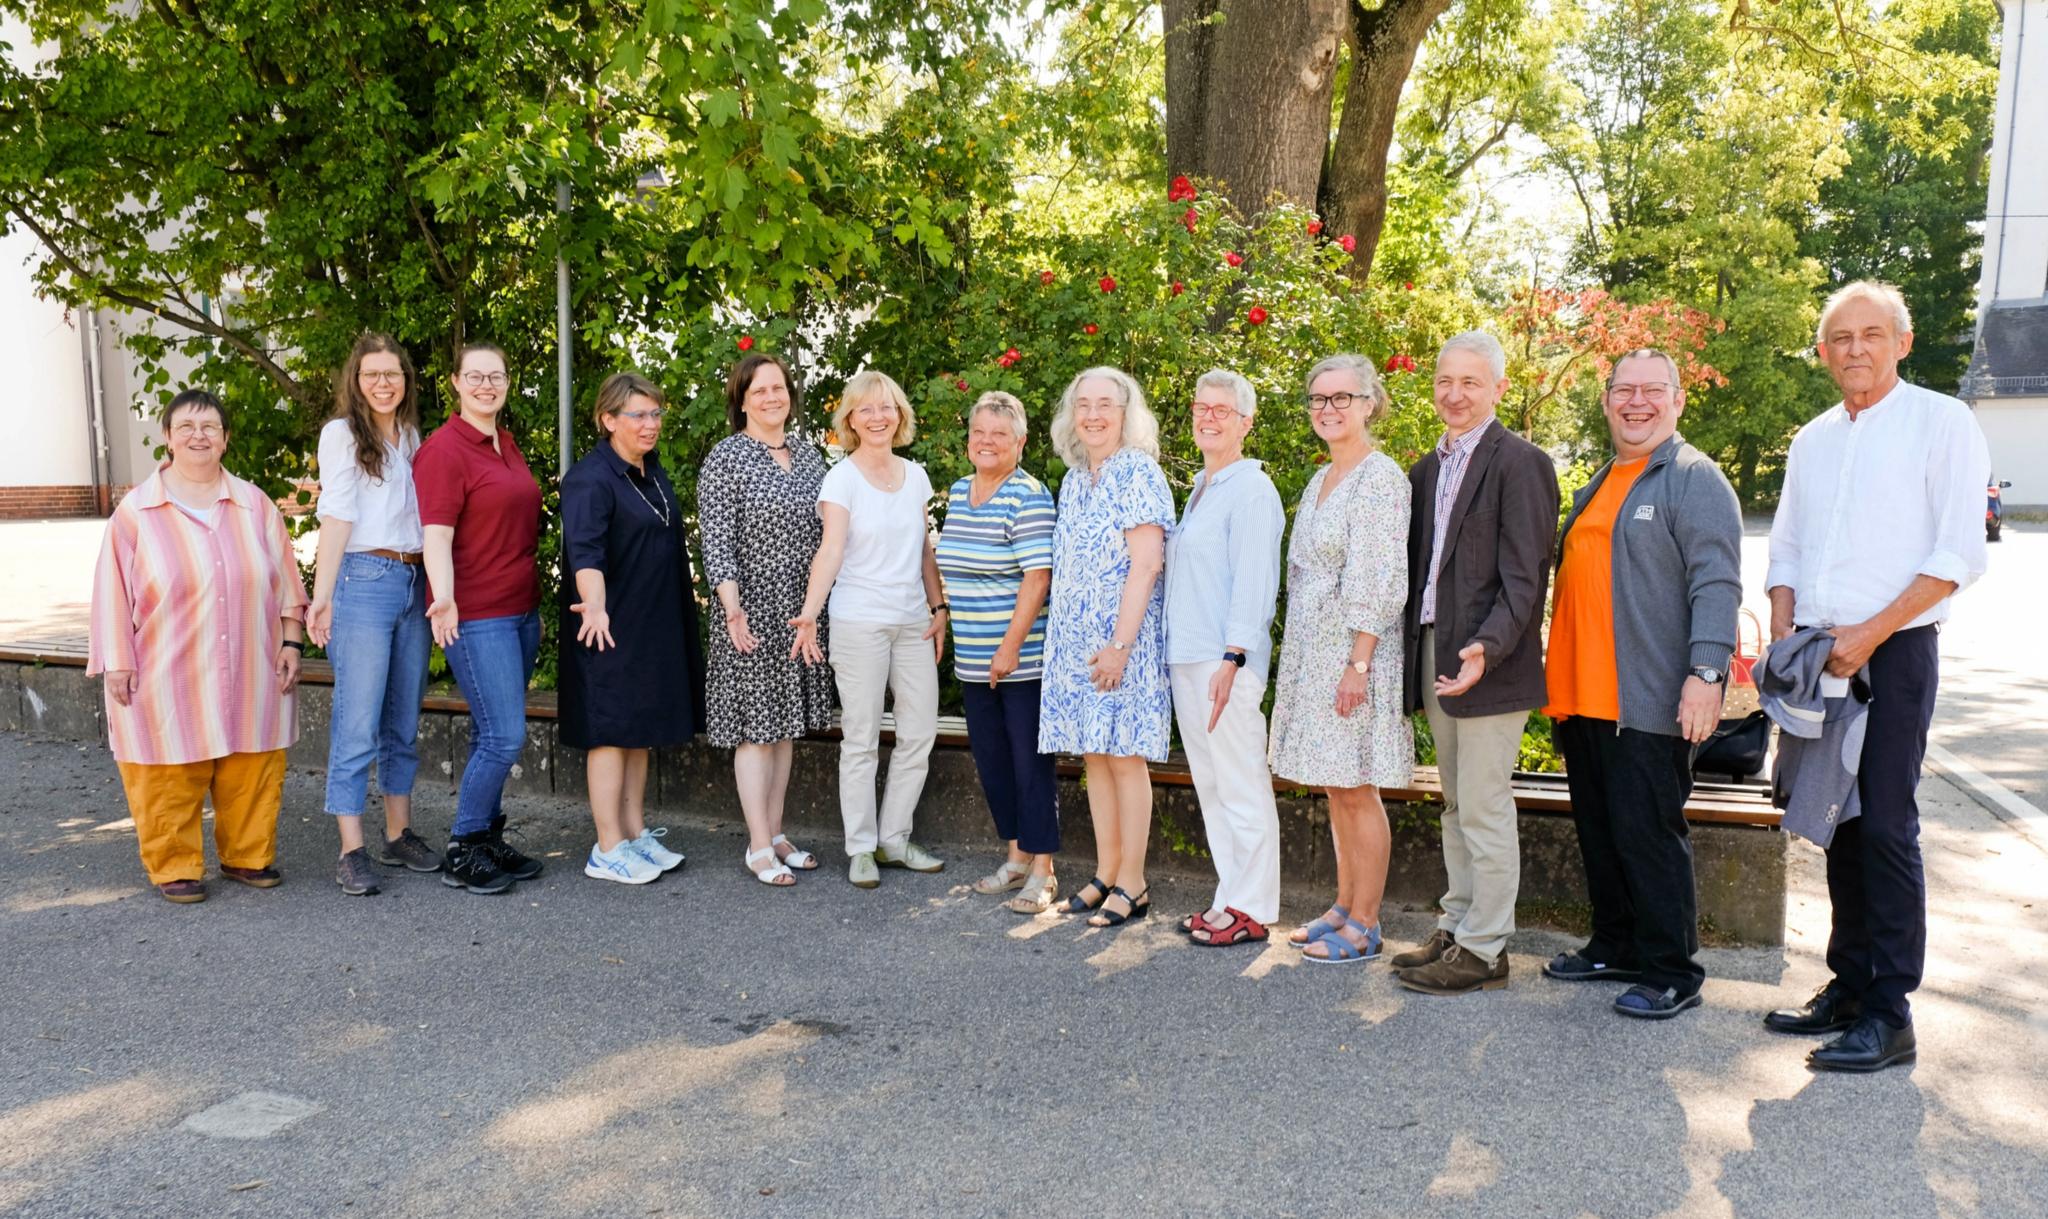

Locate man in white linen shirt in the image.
[1761,280,1990,1073]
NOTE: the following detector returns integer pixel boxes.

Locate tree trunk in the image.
[1163,0,1346,218]
[1322,0,1453,279]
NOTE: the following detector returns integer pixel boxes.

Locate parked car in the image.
[1988,477,2012,542]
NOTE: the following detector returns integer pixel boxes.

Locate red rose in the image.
[1182,207,1197,233]
[737,335,755,352]
[1307,219,1323,235]
[956,379,970,391]
[1082,323,1099,335]
[1246,306,1268,326]
[1099,275,1116,293]
[1171,281,1185,296]
[1169,174,1195,201]
[1404,281,1415,291]
[1224,251,1244,268]
[1337,234,1357,254]
[1040,270,1055,285]
[1005,347,1020,361]
[1402,355,1418,372]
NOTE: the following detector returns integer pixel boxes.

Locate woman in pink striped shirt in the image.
[87,389,310,904]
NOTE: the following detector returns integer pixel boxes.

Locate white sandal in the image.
[770,833,818,871]
[973,860,1031,895]
[745,845,796,886]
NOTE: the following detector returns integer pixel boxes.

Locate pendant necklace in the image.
[627,471,672,527]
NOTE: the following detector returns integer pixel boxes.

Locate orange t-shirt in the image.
[1543,458,1648,722]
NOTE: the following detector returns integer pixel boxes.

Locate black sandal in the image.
[1088,886,1151,928]
[1060,877,1111,915]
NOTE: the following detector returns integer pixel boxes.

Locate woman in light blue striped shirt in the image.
[936,392,1061,913]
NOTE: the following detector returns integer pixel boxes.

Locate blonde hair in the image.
[594,371,664,432]
[1817,280,1912,345]
[833,369,916,449]
[1049,366,1159,469]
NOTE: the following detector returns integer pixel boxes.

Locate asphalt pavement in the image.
[3,731,2045,1218]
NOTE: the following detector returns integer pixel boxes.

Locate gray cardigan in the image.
[1556,433,1743,736]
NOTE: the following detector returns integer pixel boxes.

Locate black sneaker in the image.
[335,848,381,897]
[441,837,515,894]
[485,816,544,881]
[371,827,444,873]
[1543,950,1644,983]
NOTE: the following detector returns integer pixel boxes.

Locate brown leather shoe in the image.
[1387,928,1455,970]
[1396,943,1510,995]
[220,865,282,889]
[157,879,207,903]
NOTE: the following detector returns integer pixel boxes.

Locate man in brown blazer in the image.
[1391,330,1560,995]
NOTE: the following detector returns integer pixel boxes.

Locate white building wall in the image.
[0,225,92,489]
[1977,396,2048,505]
[1980,0,2048,305]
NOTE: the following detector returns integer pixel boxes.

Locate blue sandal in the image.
[1291,904,1351,950]
[1304,917,1382,964]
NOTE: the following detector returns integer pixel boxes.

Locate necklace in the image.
[626,470,671,527]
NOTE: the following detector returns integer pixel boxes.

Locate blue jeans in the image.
[443,610,540,837]
[322,553,430,816]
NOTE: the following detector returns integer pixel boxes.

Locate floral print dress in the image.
[1268,450,1414,788]
[696,432,837,747]
[1037,447,1176,761]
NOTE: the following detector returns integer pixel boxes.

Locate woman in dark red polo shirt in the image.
[415,342,546,894]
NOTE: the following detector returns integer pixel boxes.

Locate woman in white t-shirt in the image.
[305,333,440,896]
[789,370,949,889]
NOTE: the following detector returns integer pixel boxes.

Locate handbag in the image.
[1692,709,1771,780]
[1722,608,1764,717]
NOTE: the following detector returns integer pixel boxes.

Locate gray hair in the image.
[1437,330,1507,382]
[967,390,1029,442]
[1304,353,1391,426]
[1049,366,1159,468]
[1606,348,1683,393]
[1817,280,1913,345]
[1193,368,1257,419]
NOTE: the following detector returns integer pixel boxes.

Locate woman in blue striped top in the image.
[936,392,1061,913]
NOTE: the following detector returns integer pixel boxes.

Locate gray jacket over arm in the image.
[1556,433,1743,736]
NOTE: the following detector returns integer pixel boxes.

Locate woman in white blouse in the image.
[789,370,949,889]
[306,333,442,896]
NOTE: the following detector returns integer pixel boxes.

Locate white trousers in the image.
[831,619,939,856]
[1171,660,1282,924]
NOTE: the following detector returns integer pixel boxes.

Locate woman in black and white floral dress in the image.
[697,353,835,886]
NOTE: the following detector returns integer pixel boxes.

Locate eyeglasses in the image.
[171,422,224,438]
[358,370,406,385]
[617,408,665,424]
[460,372,510,388]
[1303,392,1365,413]
[1190,401,1240,421]
[1607,382,1673,403]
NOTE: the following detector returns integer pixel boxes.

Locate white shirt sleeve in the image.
[1764,424,1807,593]
[1917,399,1992,592]
[314,420,360,523]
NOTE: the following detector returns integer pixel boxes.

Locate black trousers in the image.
[1825,624,1939,1028]
[1555,716,1705,995]
[960,679,1060,855]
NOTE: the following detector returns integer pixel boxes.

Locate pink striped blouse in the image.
[87,468,310,765]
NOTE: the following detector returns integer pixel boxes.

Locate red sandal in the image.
[1190,907,1268,947]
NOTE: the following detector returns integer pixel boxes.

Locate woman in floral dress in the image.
[1038,366,1175,927]
[1268,354,1413,962]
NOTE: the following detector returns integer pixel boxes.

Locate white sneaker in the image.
[584,842,661,885]
[628,827,685,872]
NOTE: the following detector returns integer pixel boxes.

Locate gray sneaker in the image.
[848,852,881,889]
[335,848,381,897]
[371,828,444,873]
[875,841,945,873]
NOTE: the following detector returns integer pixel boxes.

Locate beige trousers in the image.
[1419,628,1527,963]
[831,619,940,856]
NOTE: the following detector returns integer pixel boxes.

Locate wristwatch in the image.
[1349,659,1371,675]
[1691,665,1724,685]
[1222,650,1248,668]
[1109,639,1129,652]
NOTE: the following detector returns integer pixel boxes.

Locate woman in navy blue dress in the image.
[560,372,706,884]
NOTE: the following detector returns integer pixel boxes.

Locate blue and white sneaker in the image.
[584,842,661,885]
[629,827,685,873]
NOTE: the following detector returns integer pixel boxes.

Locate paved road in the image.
[3,732,2044,1218]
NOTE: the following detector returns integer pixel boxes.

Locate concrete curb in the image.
[1924,741,2048,856]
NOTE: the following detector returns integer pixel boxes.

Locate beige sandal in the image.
[1006,872,1057,914]
[973,860,1031,895]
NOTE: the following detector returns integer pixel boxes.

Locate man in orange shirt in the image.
[1542,349,1743,1019]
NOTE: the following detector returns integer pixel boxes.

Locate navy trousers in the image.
[960,679,1060,854]
[1825,624,1939,1028]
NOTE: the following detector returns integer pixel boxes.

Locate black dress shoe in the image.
[1763,981,1862,1035]
[1808,1016,1916,1073]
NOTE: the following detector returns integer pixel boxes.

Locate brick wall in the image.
[0,486,102,520]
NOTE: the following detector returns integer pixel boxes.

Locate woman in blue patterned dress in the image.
[1038,367,1174,926]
